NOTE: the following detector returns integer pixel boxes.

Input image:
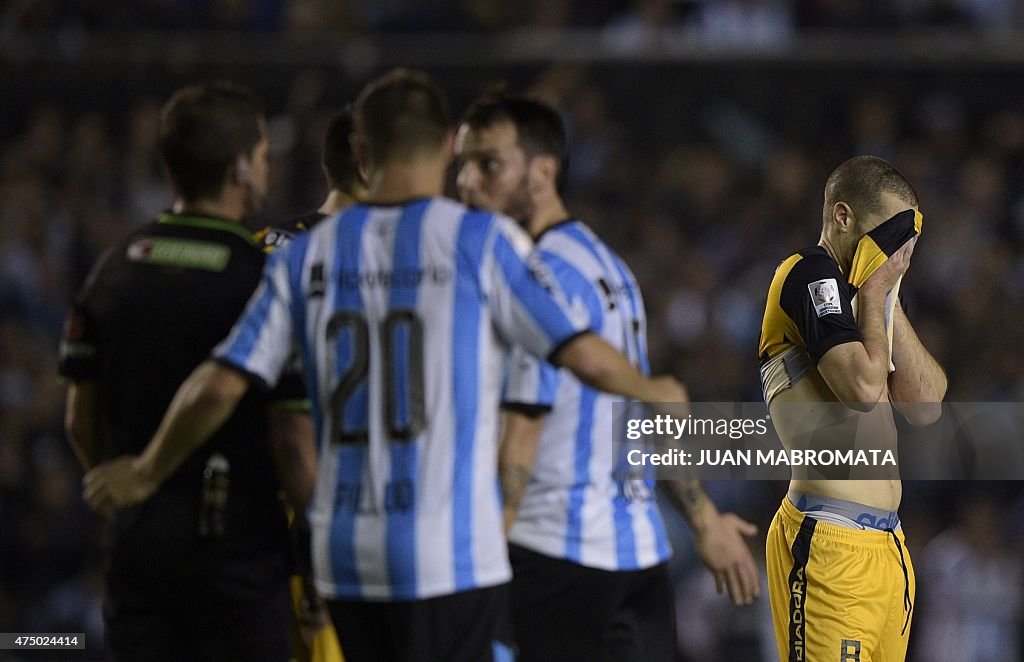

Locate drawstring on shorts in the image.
[885,528,913,636]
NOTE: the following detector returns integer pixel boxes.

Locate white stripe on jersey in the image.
[216,197,587,600]
[505,220,671,572]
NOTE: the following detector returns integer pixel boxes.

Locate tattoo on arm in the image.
[501,464,533,512]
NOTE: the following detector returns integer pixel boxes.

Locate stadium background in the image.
[2,1,1023,659]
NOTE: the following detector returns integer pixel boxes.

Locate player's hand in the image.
[83,455,157,518]
[864,235,917,294]
[645,376,690,420]
[644,375,689,404]
[297,592,330,647]
[694,512,761,606]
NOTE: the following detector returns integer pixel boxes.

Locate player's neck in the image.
[818,234,850,275]
[364,160,445,205]
[319,190,358,215]
[527,196,571,239]
[173,195,245,223]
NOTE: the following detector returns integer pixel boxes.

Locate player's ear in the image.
[439,129,455,164]
[233,156,251,186]
[529,154,558,193]
[832,202,854,233]
[352,134,371,186]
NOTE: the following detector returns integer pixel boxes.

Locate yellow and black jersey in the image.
[254,211,328,253]
[758,247,862,403]
[758,209,923,404]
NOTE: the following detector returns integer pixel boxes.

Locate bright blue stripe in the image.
[492,641,515,662]
[612,482,638,569]
[609,254,649,374]
[385,199,428,594]
[539,250,604,330]
[565,387,596,563]
[329,205,370,596]
[451,210,493,589]
[562,223,645,365]
[221,276,277,365]
[647,497,672,562]
[534,363,560,407]
[281,234,323,442]
[492,232,579,347]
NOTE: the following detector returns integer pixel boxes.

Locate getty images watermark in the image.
[613,402,1024,480]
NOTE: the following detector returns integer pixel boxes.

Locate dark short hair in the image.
[461,93,570,192]
[322,106,359,194]
[159,81,265,202]
[353,68,450,167]
[824,155,919,221]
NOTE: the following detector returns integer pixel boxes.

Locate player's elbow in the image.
[555,333,608,388]
[832,377,886,413]
[184,361,250,413]
[900,402,943,427]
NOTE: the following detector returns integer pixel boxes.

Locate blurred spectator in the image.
[914,493,1023,661]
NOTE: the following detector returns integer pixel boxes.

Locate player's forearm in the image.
[662,479,718,536]
[889,304,946,425]
[65,383,103,471]
[851,284,894,400]
[556,333,650,401]
[890,304,947,402]
[269,408,317,512]
[137,361,248,487]
[499,410,544,534]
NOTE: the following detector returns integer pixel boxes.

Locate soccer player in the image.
[256,106,367,253]
[61,82,301,661]
[82,68,687,662]
[758,156,947,661]
[455,93,761,662]
[255,109,365,662]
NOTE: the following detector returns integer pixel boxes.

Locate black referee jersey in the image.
[59,212,301,582]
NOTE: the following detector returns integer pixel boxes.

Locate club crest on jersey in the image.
[808,278,842,317]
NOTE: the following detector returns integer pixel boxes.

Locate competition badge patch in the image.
[808,278,841,317]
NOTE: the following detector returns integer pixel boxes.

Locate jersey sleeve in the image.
[267,349,309,410]
[213,249,297,391]
[57,305,99,382]
[483,217,590,361]
[779,253,863,364]
[57,249,112,382]
[502,344,560,413]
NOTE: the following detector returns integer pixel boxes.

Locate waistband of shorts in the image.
[787,490,900,531]
[778,496,905,547]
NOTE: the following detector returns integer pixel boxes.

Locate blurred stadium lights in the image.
[4,28,1024,69]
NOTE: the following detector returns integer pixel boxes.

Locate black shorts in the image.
[104,548,292,662]
[509,543,676,662]
[327,583,514,662]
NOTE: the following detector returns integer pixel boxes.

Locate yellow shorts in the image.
[290,575,344,662]
[766,497,915,662]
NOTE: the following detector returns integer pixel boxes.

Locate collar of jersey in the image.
[157,212,256,245]
[534,218,578,241]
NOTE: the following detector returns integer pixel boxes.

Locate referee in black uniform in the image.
[60,82,302,661]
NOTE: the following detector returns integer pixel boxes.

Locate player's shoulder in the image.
[537,219,616,272]
[774,246,842,286]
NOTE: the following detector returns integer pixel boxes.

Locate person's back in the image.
[73,214,285,552]
[270,194,571,598]
[61,81,295,662]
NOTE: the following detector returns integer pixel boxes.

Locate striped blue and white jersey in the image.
[215,197,588,601]
[503,220,671,571]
